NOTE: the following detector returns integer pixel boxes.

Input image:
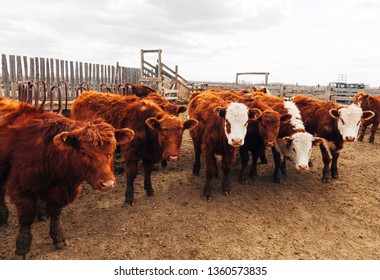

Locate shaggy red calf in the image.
[188,91,262,199]
[0,98,134,258]
[353,92,380,143]
[292,95,374,182]
[71,91,198,205]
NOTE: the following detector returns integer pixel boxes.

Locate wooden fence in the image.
[1,54,141,99]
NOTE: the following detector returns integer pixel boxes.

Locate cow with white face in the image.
[329,103,374,142]
[292,95,375,183]
[188,92,262,199]
[215,102,257,147]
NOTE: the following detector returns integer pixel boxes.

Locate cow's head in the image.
[214,102,262,147]
[163,103,187,116]
[281,132,322,170]
[146,115,198,162]
[258,110,292,147]
[54,120,134,191]
[353,92,369,107]
[329,104,375,141]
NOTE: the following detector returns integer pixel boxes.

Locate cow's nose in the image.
[298,165,308,170]
[101,180,115,189]
[266,141,275,147]
[231,138,243,146]
[345,136,355,142]
[168,155,178,162]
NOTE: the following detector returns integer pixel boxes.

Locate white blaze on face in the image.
[224,102,249,147]
[285,132,315,170]
[337,104,363,141]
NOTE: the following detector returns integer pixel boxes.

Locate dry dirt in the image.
[1,124,380,260]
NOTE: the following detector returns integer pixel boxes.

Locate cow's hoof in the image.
[239,176,248,185]
[273,177,282,184]
[369,138,374,143]
[146,189,155,197]
[332,173,338,179]
[54,240,67,250]
[223,190,231,196]
[124,197,134,206]
[322,177,329,183]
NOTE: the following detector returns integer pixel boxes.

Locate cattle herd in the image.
[0,84,379,259]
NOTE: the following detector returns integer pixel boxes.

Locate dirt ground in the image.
[1,123,380,260]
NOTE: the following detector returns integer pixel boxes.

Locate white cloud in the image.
[0,0,379,86]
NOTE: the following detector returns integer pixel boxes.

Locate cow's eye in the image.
[340,119,345,125]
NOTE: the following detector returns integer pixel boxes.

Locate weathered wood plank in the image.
[50,58,55,83]
[9,55,17,98]
[16,56,23,82]
[29,57,35,82]
[55,59,60,82]
[23,56,28,81]
[1,54,10,97]
[70,61,74,97]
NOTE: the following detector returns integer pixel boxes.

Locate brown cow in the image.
[188,91,262,199]
[292,95,374,182]
[353,92,380,143]
[124,82,156,97]
[71,91,198,205]
[0,98,134,258]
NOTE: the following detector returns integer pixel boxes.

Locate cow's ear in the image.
[280,113,292,124]
[362,110,375,121]
[54,131,77,149]
[248,108,262,120]
[115,128,134,145]
[312,137,323,146]
[177,106,187,114]
[145,117,161,130]
[184,119,198,130]
[329,109,340,119]
[362,93,370,99]
[214,106,226,118]
[282,136,293,147]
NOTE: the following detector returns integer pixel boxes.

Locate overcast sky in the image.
[1,0,380,87]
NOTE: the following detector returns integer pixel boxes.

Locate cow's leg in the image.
[125,159,139,205]
[320,144,332,183]
[369,122,379,143]
[0,183,9,225]
[250,146,263,179]
[272,148,283,183]
[358,123,367,142]
[221,153,235,196]
[331,150,340,179]
[213,156,219,178]
[239,145,249,184]
[280,160,287,177]
[46,202,66,250]
[259,148,268,164]
[143,160,154,197]
[192,141,202,176]
[15,196,38,258]
[203,151,216,200]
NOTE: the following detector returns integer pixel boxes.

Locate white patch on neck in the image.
[284,101,305,130]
